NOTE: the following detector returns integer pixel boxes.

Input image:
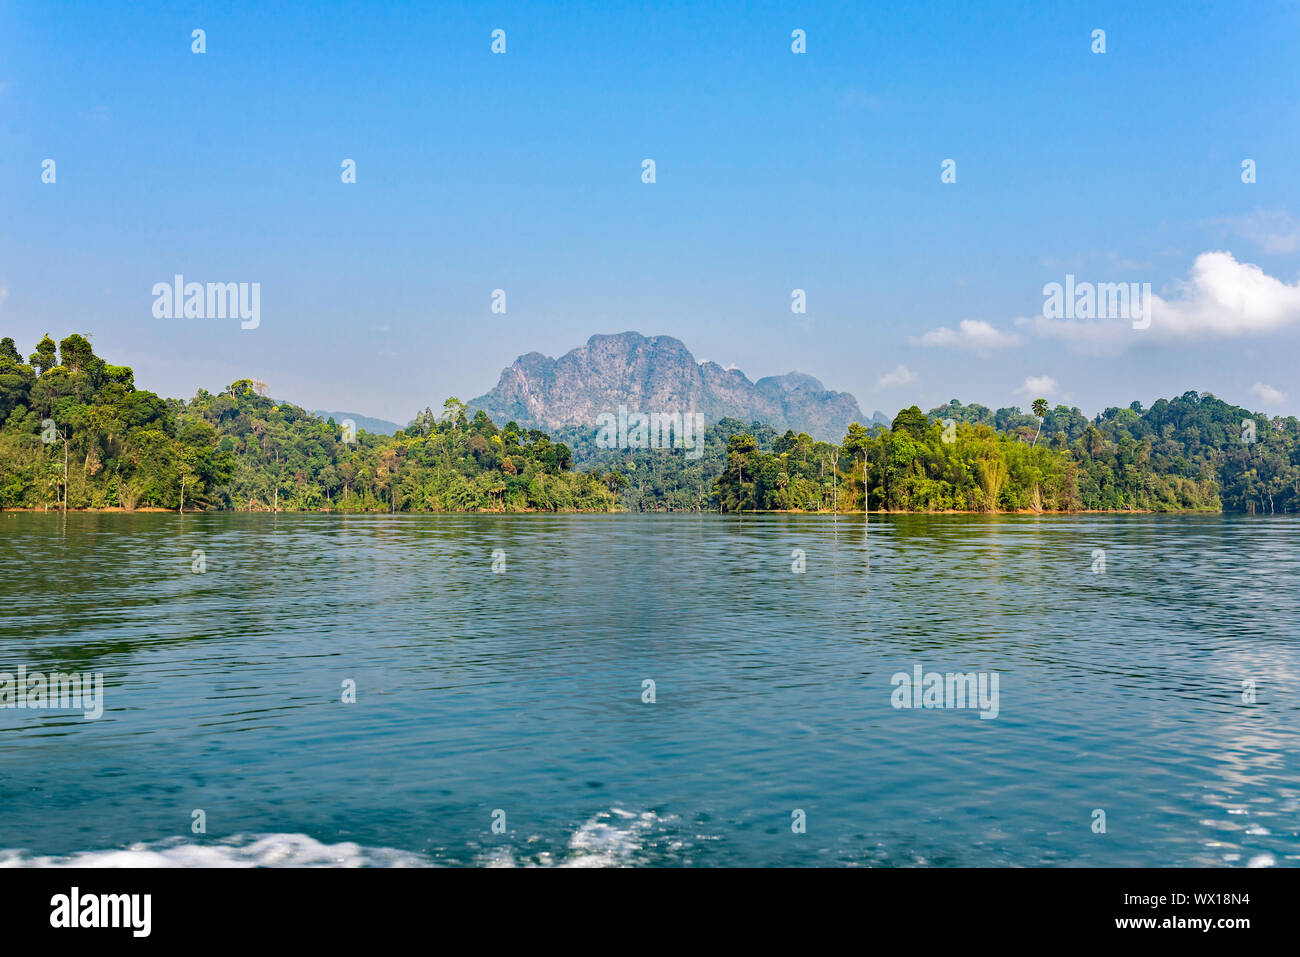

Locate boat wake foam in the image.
[2,808,688,868]
[0,833,429,868]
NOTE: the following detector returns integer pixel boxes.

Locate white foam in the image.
[563,807,674,867]
[5,812,686,868]
[0,833,430,868]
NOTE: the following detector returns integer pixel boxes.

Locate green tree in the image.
[29,335,58,375]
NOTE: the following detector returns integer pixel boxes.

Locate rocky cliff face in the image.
[468,332,863,440]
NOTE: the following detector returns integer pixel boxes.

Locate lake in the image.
[1,512,1297,866]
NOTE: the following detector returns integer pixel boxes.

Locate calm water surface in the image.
[1,512,1297,866]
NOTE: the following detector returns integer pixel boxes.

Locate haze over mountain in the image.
[469,332,864,440]
[312,411,404,436]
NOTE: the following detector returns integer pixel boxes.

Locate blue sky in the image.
[2,0,1298,423]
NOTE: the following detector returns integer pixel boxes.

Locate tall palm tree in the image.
[1031,398,1048,447]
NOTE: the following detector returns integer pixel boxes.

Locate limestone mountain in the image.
[468,332,864,440]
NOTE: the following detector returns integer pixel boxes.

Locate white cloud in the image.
[874,364,916,391]
[1215,209,1300,255]
[1250,382,1287,407]
[1014,375,1058,399]
[1027,250,1300,352]
[911,319,1022,352]
[1155,251,1300,337]
[1015,312,1130,356]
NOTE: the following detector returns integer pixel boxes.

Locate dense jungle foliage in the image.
[2,334,1295,514]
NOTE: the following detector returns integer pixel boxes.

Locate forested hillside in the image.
[1,333,1296,514]
[0,334,613,512]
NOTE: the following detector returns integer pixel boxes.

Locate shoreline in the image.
[2,506,1233,516]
